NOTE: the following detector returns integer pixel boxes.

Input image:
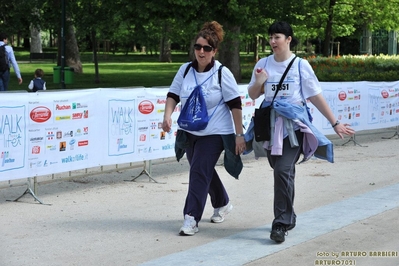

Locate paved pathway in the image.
[141,183,399,266]
[0,128,398,266]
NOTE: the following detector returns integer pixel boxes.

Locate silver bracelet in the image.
[236,133,245,137]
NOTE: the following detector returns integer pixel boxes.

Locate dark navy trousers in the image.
[0,70,10,91]
[267,130,303,227]
[183,133,229,224]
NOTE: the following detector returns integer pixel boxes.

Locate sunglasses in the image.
[194,44,214,52]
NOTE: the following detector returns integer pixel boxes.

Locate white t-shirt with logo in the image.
[248,54,322,104]
[169,60,240,136]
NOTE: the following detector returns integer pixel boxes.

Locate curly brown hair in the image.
[195,21,224,49]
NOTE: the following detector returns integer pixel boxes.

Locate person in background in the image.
[28,68,46,92]
[247,21,355,243]
[162,21,246,236]
[0,32,23,91]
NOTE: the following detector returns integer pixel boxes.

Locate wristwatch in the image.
[236,133,245,137]
[332,120,340,128]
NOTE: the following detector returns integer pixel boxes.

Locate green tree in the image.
[3,0,399,84]
[293,0,399,56]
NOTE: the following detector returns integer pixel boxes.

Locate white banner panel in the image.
[27,89,100,176]
[0,81,398,182]
[0,93,30,179]
[100,88,140,164]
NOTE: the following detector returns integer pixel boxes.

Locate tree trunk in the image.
[362,25,373,55]
[218,23,241,83]
[92,29,100,84]
[49,29,54,48]
[261,37,267,53]
[159,22,172,63]
[30,25,42,53]
[65,23,83,73]
[253,35,259,62]
[188,38,195,61]
[322,0,336,57]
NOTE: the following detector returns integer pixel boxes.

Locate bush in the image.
[241,54,399,82]
[306,54,399,81]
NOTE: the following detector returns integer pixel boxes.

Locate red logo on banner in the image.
[32,146,40,154]
[47,132,54,140]
[138,100,154,114]
[72,113,83,119]
[30,106,52,123]
[78,140,88,146]
[338,91,347,101]
[381,90,389,99]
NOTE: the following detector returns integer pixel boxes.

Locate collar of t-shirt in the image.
[191,57,215,73]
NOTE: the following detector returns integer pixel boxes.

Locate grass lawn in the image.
[7,51,257,91]
[9,52,187,91]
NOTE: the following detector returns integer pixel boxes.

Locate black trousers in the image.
[267,130,303,227]
[183,133,229,224]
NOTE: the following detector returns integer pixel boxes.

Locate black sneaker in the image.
[270,223,288,243]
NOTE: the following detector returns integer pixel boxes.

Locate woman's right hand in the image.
[249,67,269,100]
[255,68,268,85]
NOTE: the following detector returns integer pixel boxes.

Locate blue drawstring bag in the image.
[177,85,209,131]
[177,66,222,131]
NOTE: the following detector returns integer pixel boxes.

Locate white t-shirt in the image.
[169,60,240,136]
[248,54,322,104]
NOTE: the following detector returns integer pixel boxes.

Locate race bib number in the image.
[265,75,295,98]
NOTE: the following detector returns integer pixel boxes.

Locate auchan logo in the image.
[138,100,154,114]
[30,106,52,123]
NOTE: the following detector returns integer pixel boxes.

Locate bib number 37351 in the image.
[271,83,289,91]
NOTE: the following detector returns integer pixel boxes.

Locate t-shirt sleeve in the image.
[168,62,191,96]
[300,59,322,99]
[220,67,240,102]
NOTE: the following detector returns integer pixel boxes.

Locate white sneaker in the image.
[179,214,199,236]
[210,202,233,223]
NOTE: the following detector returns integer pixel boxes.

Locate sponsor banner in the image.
[102,89,139,163]
[0,93,30,180]
[25,89,97,177]
[0,105,27,174]
[0,82,398,182]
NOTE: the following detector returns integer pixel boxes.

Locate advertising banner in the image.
[0,81,398,182]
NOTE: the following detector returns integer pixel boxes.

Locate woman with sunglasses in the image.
[162,21,246,236]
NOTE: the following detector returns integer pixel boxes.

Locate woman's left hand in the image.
[235,136,246,155]
[334,123,355,139]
